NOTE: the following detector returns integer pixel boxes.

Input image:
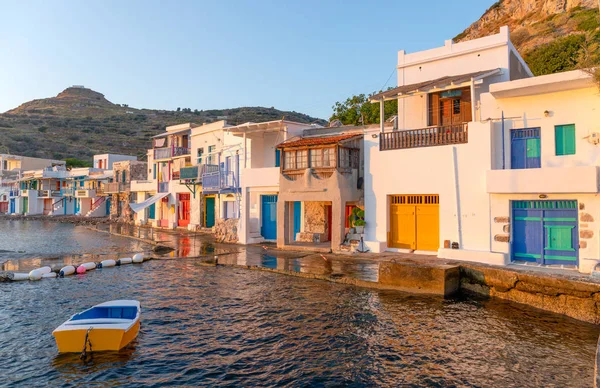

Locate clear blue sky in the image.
[0,0,492,119]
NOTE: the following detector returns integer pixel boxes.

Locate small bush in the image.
[38,126,48,133]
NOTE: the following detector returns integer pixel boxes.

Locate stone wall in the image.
[110,193,133,223]
[112,160,148,182]
[460,264,600,324]
[304,201,330,241]
[214,218,239,243]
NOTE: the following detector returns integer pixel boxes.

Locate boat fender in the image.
[11,273,30,281]
[119,257,133,265]
[59,266,76,277]
[42,272,57,279]
[80,262,96,271]
[99,259,116,268]
[28,269,43,281]
[132,253,144,263]
[35,266,52,275]
[76,266,87,274]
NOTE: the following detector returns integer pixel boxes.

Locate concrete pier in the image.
[378,260,460,297]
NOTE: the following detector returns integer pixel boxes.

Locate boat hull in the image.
[53,319,140,353]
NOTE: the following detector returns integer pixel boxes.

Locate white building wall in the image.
[364,122,505,264]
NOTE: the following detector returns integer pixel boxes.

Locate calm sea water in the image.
[0,221,599,387]
[0,220,148,260]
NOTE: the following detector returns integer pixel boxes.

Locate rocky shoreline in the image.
[0,214,114,226]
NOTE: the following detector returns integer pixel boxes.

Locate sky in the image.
[0,0,493,120]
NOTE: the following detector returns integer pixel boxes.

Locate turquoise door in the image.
[205,197,215,228]
[511,128,541,169]
[148,203,155,219]
[64,198,67,215]
[261,195,278,240]
[10,199,15,214]
[106,198,111,214]
[293,201,301,241]
[74,198,80,214]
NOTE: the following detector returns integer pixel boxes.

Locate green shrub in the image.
[525,34,586,75]
[38,126,48,133]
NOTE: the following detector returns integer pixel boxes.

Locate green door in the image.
[205,197,215,228]
[22,197,28,214]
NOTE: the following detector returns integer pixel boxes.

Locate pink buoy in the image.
[76,266,86,274]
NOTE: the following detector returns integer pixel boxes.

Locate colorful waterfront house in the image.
[17,165,70,215]
[64,167,111,217]
[93,153,137,170]
[227,120,316,244]
[0,154,65,181]
[276,127,372,251]
[129,123,194,229]
[179,120,240,232]
[364,26,531,263]
[0,178,19,214]
[482,70,600,273]
[104,159,147,222]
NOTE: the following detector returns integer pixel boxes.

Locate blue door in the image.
[511,128,541,169]
[63,198,67,215]
[512,200,578,266]
[293,201,301,241]
[9,199,15,214]
[261,195,278,240]
[106,197,111,214]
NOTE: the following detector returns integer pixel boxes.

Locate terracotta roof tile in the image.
[278,133,362,148]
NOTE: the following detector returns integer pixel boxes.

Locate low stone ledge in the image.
[378,261,460,297]
[460,264,600,324]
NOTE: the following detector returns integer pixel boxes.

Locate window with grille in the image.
[197,147,204,164]
[296,150,308,169]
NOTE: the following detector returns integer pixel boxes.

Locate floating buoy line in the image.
[6,253,148,281]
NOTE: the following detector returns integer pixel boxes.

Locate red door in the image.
[178,193,190,227]
[43,199,53,215]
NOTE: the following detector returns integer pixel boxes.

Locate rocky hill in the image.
[454,0,600,75]
[0,87,326,161]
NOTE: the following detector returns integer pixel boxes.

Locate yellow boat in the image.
[53,300,141,353]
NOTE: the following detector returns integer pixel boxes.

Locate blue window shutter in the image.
[275,149,281,167]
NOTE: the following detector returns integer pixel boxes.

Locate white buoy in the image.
[80,262,97,271]
[132,253,144,263]
[59,266,76,277]
[118,258,133,265]
[99,259,116,268]
[34,266,52,275]
[11,273,30,281]
[42,272,57,279]
[28,270,43,281]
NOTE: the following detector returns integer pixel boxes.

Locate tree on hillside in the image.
[330,92,397,126]
[64,158,92,168]
[577,31,600,89]
[525,34,587,76]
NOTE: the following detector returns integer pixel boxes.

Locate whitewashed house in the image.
[227,120,314,244]
[364,26,531,263]
[483,70,600,273]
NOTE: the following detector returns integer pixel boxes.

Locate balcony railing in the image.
[154,146,191,160]
[105,182,130,193]
[379,123,468,151]
[158,182,169,193]
[39,190,62,197]
[179,166,198,180]
[202,167,238,192]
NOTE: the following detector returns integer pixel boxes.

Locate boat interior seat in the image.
[72,306,137,320]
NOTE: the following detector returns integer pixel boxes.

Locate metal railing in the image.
[158,182,169,193]
[105,182,130,193]
[153,146,191,160]
[379,123,468,151]
[179,166,198,180]
[62,188,75,196]
[201,167,238,192]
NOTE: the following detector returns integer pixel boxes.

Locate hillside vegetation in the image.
[454,0,600,75]
[0,87,326,161]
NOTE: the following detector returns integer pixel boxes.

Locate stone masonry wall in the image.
[214,218,239,243]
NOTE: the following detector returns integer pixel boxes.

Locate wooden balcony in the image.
[153,146,190,160]
[379,123,468,151]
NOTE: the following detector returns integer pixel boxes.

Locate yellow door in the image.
[416,205,440,251]
[389,195,439,251]
[389,204,415,249]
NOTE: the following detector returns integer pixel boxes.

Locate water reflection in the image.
[1,259,599,386]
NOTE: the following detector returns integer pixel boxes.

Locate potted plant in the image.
[349,207,365,234]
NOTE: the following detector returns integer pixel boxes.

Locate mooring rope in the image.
[80,327,93,362]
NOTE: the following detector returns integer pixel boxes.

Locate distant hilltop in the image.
[0,87,326,161]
